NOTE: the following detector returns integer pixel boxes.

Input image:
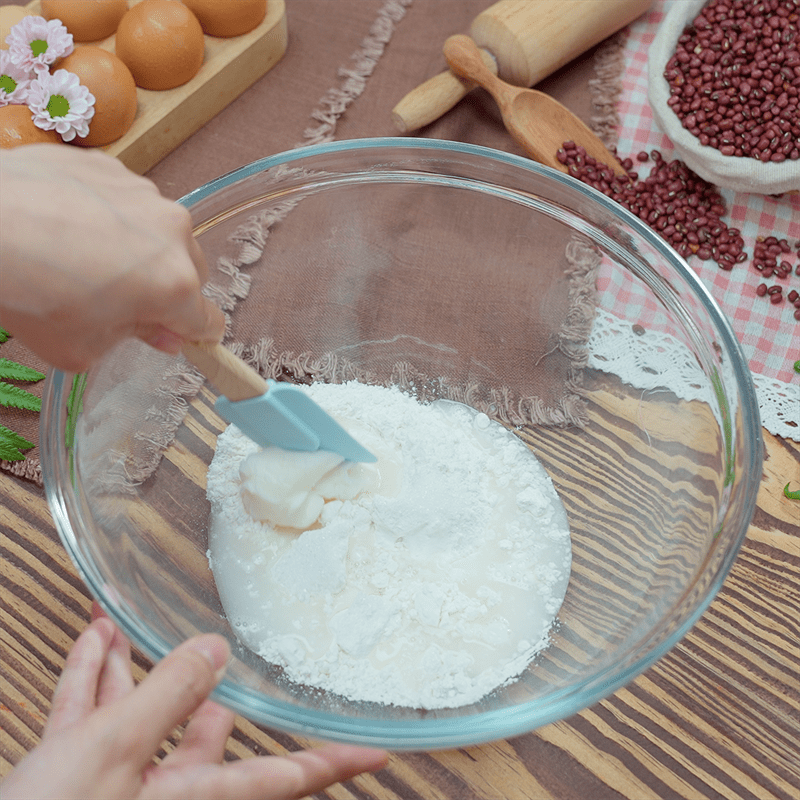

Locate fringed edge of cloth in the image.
[226,235,601,429]
[299,0,414,147]
[0,457,42,484]
[589,32,626,151]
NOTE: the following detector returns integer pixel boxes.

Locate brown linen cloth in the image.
[1,0,626,484]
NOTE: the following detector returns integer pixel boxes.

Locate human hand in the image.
[0,144,225,372]
[1,605,388,800]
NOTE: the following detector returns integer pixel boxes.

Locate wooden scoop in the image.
[443,34,628,177]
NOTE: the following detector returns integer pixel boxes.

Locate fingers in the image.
[282,745,389,799]
[89,602,135,706]
[111,634,231,772]
[146,206,225,345]
[160,700,236,770]
[137,294,225,357]
[96,628,135,707]
[134,235,226,355]
[182,744,389,800]
[138,324,187,356]
[284,745,389,797]
[154,291,226,345]
[188,231,211,284]
[45,616,117,737]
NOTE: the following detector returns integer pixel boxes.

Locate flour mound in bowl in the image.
[206,382,572,709]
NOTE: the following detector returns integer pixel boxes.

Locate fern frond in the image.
[0,424,35,461]
[0,381,42,411]
[0,357,46,382]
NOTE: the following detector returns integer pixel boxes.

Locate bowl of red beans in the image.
[648,0,800,194]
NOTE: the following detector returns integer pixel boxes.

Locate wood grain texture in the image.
[2,374,798,799]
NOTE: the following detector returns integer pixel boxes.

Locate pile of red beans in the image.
[664,0,800,162]
[556,143,800,321]
[556,143,746,267]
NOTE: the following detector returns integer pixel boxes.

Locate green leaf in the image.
[0,381,42,411]
[0,424,35,461]
[0,357,46,382]
[0,331,43,464]
[66,373,87,450]
[66,373,88,484]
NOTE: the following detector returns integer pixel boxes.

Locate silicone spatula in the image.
[182,341,376,463]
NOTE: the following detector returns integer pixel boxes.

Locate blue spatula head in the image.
[215,380,376,463]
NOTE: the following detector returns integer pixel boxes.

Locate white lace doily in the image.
[751,374,800,441]
[588,311,799,441]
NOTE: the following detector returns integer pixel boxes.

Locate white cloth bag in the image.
[648,0,800,194]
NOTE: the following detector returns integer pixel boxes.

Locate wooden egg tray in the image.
[23,0,288,174]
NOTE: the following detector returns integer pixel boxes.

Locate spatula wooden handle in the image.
[182,341,268,403]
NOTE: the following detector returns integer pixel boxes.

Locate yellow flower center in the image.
[30,39,49,57]
[47,94,70,118]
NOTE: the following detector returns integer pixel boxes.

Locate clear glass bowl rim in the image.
[41,137,763,750]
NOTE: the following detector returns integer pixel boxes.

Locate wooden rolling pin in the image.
[392,0,653,133]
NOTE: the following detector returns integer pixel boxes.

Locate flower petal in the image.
[26,67,95,142]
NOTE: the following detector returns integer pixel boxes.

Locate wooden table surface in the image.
[2,396,799,800]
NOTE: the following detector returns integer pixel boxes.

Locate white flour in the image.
[206,382,571,709]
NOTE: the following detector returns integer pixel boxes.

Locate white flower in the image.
[27,69,95,142]
[0,50,35,106]
[6,15,73,74]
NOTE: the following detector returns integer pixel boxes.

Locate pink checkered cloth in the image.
[614,0,799,385]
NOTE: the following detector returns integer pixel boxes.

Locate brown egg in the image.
[0,104,62,148]
[41,1,129,42]
[114,0,204,90]
[181,0,266,37]
[57,46,137,146]
[0,5,34,50]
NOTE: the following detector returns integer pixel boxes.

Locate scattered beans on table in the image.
[663,0,800,163]
[556,143,799,322]
[557,143,746,268]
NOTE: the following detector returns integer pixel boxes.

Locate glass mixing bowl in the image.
[41,139,762,750]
